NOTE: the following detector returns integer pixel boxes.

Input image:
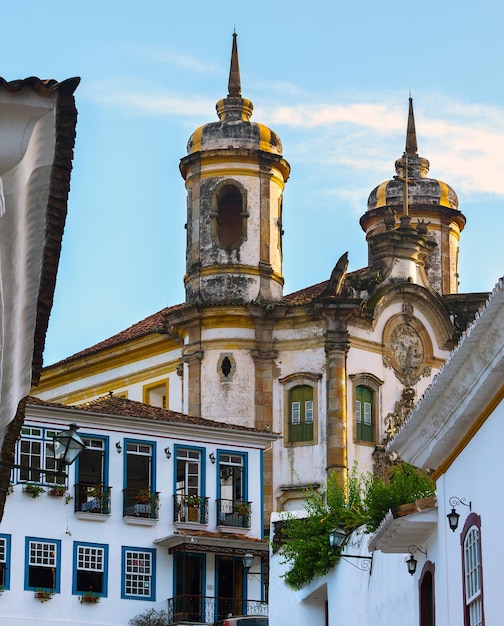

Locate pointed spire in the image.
[228,31,241,97]
[405,96,418,156]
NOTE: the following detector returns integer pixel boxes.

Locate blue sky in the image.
[3,1,503,365]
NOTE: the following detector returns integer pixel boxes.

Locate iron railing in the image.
[74,483,112,514]
[123,488,159,519]
[167,595,267,625]
[216,499,251,529]
[173,495,209,524]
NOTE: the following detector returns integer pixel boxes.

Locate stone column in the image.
[325,329,350,485]
[251,309,277,526]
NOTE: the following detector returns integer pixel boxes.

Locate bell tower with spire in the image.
[180,33,290,305]
[361,98,466,295]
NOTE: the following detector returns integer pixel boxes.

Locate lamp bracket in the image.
[408,544,427,557]
[338,554,373,573]
[449,496,471,510]
[0,462,68,479]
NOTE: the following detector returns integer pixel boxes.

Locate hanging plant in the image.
[24,483,46,498]
[34,588,54,602]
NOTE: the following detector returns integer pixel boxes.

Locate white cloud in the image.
[82,81,504,198]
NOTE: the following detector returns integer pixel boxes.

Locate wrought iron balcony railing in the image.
[173,494,209,524]
[123,488,159,519]
[74,483,112,514]
[216,498,251,528]
[167,594,267,625]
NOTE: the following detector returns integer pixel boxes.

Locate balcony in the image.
[74,483,111,516]
[167,595,267,625]
[217,499,251,530]
[173,495,209,524]
[123,488,159,521]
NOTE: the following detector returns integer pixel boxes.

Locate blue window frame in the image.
[216,450,247,501]
[124,439,156,492]
[0,534,11,590]
[72,541,108,597]
[16,425,66,485]
[75,435,110,514]
[24,537,61,592]
[174,444,206,498]
[121,546,156,601]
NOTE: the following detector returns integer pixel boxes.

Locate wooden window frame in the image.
[349,373,383,446]
[279,373,321,447]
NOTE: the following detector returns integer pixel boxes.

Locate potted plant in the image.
[88,484,103,499]
[233,501,251,516]
[79,586,100,604]
[184,494,202,508]
[34,588,54,602]
[48,485,66,497]
[133,490,159,517]
[24,483,45,498]
[184,495,202,522]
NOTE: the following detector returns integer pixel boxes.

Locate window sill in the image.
[123,515,158,527]
[283,440,316,448]
[75,512,111,522]
[173,520,208,531]
[217,524,250,535]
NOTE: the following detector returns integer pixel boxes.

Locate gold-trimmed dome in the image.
[367,98,459,212]
[186,33,283,156]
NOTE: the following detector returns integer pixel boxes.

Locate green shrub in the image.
[276,462,435,590]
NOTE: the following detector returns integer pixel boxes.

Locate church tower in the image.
[361,98,466,295]
[180,34,290,305]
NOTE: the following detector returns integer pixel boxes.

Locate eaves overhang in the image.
[368,497,437,554]
[154,530,269,556]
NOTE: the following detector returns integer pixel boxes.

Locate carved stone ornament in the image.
[390,323,424,372]
[383,320,432,386]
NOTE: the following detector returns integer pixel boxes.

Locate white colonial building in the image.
[0,396,275,625]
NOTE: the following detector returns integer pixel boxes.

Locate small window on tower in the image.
[218,353,236,382]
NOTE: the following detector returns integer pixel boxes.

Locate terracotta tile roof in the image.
[48,269,368,367]
[27,395,271,434]
[282,280,329,304]
[52,302,186,365]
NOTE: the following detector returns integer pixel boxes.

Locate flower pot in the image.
[35,591,54,602]
[80,595,100,604]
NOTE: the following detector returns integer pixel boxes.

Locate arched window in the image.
[214,183,246,248]
[289,385,314,443]
[461,514,484,626]
[419,562,435,626]
[355,385,374,442]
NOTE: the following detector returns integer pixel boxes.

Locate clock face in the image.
[389,322,424,374]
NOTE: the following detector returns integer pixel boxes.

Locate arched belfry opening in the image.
[213,183,247,248]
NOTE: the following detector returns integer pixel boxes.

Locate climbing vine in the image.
[274,462,435,590]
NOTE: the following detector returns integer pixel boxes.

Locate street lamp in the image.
[51,424,86,472]
[329,526,373,573]
[447,496,471,532]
